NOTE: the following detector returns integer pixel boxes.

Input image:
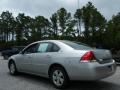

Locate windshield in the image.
[60,40,92,50]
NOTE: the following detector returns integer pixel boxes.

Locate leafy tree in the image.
[65,20,76,37]
[50,13,58,39]
[81,2,106,44]
[74,9,82,36]
[104,13,120,49]
[0,4,120,51]
[16,13,25,44]
[0,11,15,42]
[16,13,33,45]
[33,16,50,41]
[57,8,72,37]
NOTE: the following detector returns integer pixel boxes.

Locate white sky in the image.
[0,0,120,20]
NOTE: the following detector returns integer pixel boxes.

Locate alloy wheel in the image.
[52,70,64,86]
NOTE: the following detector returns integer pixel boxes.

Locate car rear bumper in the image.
[68,60,116,80]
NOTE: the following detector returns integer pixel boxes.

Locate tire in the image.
[50,67,69,89]
[9,61,18,75]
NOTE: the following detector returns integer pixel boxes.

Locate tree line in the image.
[0,2,120,50]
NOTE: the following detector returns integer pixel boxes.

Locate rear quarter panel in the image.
[50,50,88,79]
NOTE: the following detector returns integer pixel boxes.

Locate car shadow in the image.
[65,81,120,90]
[8,72,57,89]
[8,72,120,90]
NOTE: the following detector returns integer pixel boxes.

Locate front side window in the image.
[37,42,60,53]
[23,43,38,54]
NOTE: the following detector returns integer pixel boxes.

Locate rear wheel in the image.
[9,61,18,75]
[50,67,69,89]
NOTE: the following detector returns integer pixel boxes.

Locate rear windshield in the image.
[60,40,92,50]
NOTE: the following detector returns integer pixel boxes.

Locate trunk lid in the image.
[92,49,113,64]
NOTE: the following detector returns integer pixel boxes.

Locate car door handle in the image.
[27,56,32,58]
[46,55,51,58]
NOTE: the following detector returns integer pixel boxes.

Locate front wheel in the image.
[50,67,69,89]
[9,61,18,75]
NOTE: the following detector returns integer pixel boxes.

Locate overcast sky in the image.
[0,0,120,20]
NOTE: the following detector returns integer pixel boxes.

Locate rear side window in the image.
[45,43,60,52]
[61,40,92,50]
[37,42,60,53]
[51,44,60,52]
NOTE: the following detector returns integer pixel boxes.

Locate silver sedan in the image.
[8,40,116,88]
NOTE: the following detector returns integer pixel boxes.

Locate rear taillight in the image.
[80,51,96,62]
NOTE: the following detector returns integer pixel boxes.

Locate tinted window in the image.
[61,40,92,50]
[47,43,60,52]
[23,44,38,54]
[46,43,53,52]
[52,44,60,52]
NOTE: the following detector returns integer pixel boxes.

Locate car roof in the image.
[25,40,74,52]
[30,40,62,45]
[33,40,71,44]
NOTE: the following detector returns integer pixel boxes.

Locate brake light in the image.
[80,51,96,62]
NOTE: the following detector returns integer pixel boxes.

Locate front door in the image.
[19,43,38,72]
[31,43,51,75]
[31,42,60,76]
